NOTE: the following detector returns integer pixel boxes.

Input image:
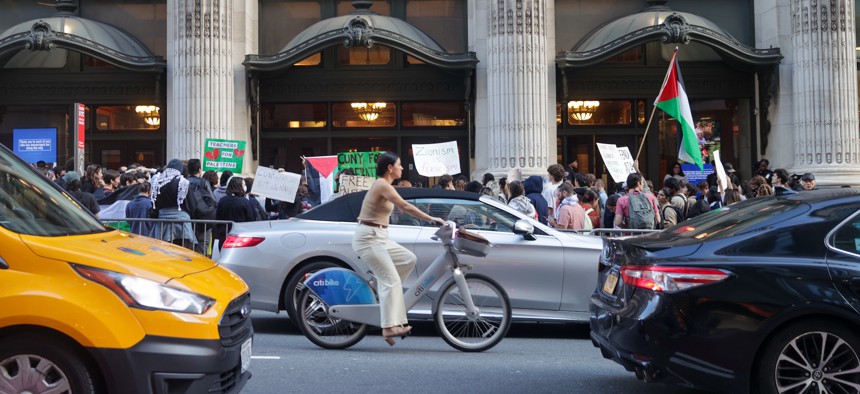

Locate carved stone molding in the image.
[789,0,860,177]
[557,8,781,68]
[486,0,551,173]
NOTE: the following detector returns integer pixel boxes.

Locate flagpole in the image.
[636,47,679,162]
[635,104,659,161]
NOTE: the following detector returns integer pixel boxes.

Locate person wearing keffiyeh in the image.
[149,159,197,247]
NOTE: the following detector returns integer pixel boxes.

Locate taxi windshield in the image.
[0,147,108,236]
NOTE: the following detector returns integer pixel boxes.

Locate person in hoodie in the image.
[524,175,549,225]
[213,170,233,202]
[125,182,153,236]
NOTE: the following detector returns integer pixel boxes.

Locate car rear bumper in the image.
[89,334,252,394]
[589,294,749,393]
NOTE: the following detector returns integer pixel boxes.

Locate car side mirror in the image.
[513,220,537,241]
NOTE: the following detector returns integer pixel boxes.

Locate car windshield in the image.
[667,197,806,241]
[0,147,107,236]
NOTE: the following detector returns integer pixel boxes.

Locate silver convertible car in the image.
[217,188,602,324]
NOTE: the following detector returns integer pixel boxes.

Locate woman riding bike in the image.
[351,152,445,345]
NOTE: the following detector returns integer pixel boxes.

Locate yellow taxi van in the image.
[0,144,252,394]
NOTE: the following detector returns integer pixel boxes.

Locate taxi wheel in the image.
[757,320,860,394]
[284,261,340,327]
[0,335,98,394]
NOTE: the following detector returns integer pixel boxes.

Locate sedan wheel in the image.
[759,321,860,394]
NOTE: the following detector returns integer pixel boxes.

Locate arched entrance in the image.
[555,1,781,184]
[0,0,166,171]
[244,1,476,185]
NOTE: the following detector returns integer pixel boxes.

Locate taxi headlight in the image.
[72,264,214,314]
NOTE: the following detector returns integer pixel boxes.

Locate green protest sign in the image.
[337,151,383,178]
[203,138,246,173]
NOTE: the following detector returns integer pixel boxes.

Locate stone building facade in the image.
[0,0,857,186]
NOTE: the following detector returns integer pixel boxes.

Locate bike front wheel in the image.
[433,273,511,352]
[296,287,368,349]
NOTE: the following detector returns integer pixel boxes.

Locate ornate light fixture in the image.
[351,102,387,122]
[567,101,600,122]
[135,105,160,126]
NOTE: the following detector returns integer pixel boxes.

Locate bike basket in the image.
[454,228,490,257]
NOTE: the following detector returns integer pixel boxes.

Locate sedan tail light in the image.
[222,236,265,249]
[620,265,730,293]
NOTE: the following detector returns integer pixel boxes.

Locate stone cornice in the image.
[0,20,166,72]
[244,16,477,72]
[557,12,782,68]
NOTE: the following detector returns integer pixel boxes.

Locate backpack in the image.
[185,178,217,220]
[582,207,594,230]
[670,195,688,222]
[660,204,684,229]
[627,193,655,229]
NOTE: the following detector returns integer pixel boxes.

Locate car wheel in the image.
[0,335,99,394]
[284,261,340,325]
[757,320,860,394]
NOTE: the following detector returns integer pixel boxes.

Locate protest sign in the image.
[617,147,636,176]
[252,166,302,203]
[338,175,375,195]
[338,151,383,177]
[203,138,246,173]
[13,128,56,164]
[713,150,728,191]
[596,143,628,183]
[411,141,460,177]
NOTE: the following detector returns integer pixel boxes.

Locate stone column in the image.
[484,0,554,178]
[790,0,860,186]
[167,0,235,162]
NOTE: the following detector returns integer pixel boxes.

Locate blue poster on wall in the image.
[13,128,57,164]
[682,163,713,186]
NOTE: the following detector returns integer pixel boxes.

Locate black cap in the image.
[801,173,815,181]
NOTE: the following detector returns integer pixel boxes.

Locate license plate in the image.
[603,272,619,295]
[240,338,252,374]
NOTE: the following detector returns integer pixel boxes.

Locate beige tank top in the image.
[356,184,394,225]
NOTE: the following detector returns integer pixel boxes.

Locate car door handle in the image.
[851,277,860,288]
[0,256,7,270]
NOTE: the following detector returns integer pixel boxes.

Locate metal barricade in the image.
[557,228,660,237]
[101,218,235,259]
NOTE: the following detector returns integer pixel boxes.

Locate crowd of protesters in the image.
[29,153,822,244]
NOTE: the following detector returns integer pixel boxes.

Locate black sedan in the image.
[590,188,860,393]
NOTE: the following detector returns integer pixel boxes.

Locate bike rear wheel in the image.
[296,287,367,349]
[433,274,511,352]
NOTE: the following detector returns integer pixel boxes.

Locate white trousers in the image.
[352,224,416,328]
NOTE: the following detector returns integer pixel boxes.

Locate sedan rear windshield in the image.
[0,148,107,236]
[667,197,806,242]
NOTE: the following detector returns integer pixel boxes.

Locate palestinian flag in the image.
[304,155,339,206]
[97,185,139,220]
[655,48,703,170]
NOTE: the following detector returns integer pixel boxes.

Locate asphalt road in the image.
[244,311,706,394]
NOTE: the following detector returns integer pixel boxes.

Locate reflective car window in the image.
[399,198,520,233]
[0,149,107,236]
[831,211,860,255]
[668,197,805,242]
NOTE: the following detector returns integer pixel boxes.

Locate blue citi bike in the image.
[296,221,512,352]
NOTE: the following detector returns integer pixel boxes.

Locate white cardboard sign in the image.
[617,147,636,177]
[339,174,375,195]
[597,143,627,183]
[252,166,302,203]
[713,150,728,192]
[412,141,461,177]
